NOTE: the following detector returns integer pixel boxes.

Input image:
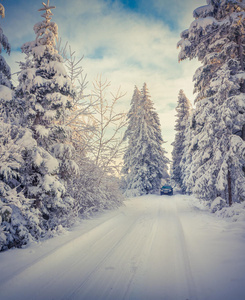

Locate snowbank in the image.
[216,201,245,223]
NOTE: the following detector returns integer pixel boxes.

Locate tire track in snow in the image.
[129,196,197,300]
[67,197,198,300]
[63,198,162,300]
[0,211,129,300]
[121,198,161,300]
[172,198,198,300]
[131,197,180,300]
[0,196,199,300]
[65,211,155,300]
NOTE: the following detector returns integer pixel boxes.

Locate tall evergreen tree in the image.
[122,86,141,176]
[178,0,245,206]
[0,2,41,251]
[171,90,192,191]
[15,0,78,231]
[122,83,169,196]
[179,112,195,195]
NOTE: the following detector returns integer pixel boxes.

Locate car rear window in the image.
[162,186,172,189]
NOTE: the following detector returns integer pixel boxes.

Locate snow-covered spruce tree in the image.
[0,3,41,251]
[179,110,195,195]
[171,90,192,192]
[122,86,141,177]
[177,0,245,206]
[0,122,43,251]
[0,3,24,127]
[15,1,78,232]
[122,83,169,196]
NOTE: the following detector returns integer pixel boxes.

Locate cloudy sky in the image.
[1,0,206,158]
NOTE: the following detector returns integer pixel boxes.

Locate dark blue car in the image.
[160,185,173,195]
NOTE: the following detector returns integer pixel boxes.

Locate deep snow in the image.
[0,194,245,300]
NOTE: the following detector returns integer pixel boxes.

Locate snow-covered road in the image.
[0,195,245,300]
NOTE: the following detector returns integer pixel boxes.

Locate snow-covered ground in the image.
[0,194,245,300]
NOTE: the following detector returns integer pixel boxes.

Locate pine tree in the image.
[15,1,78,231]
[122,83,169,196]
[178,0,245,206]
[171,90,192,191]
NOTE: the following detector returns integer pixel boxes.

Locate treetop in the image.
[38,0,56,23]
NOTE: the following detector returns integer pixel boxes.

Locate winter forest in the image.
[1,0,245,253]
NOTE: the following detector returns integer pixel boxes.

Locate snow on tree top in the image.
[38,0,56,12]
[38,0,56,23]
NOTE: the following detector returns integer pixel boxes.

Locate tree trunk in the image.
[228,169,232,207]
[242,124,245,141]
[237,34,245,92]
[237,34,244,70]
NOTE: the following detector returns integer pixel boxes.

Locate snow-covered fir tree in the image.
[177,0,245,206]
[15,1,78,232]
[0,122,42,251]
[179,111,195,195]
[171,90,192,192]
[0,3,41,251]
[0,2,16,250]
[121,86,141,176]
[122,83,169,196]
